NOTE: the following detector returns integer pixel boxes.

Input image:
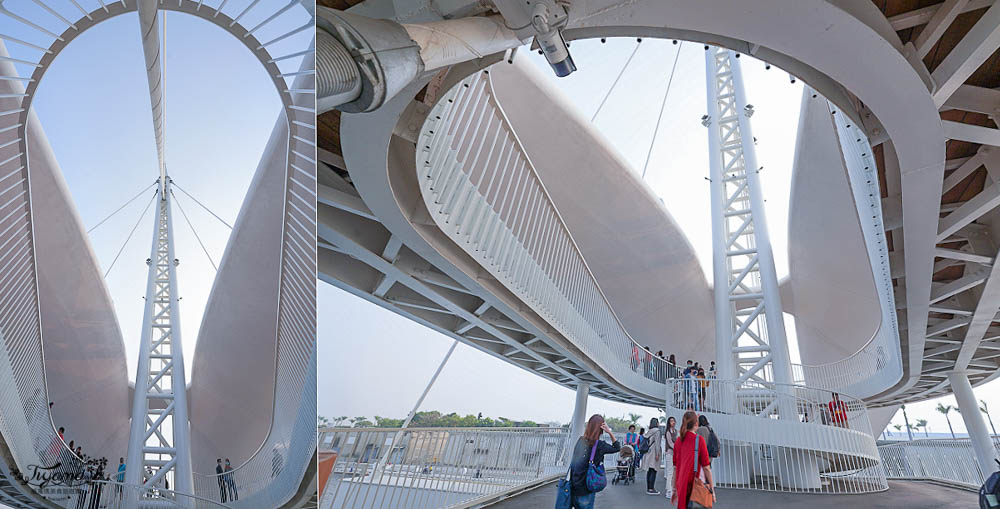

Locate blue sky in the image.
[3,0,312,378]
[317,37,1000,438]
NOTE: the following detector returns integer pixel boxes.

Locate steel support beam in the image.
[931,1,1000,107]
[915,0,970,58]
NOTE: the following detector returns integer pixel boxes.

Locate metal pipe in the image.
[948,370,999,475]
[315,9,524,114]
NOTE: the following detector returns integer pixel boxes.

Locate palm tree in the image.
[628,413,642,427]
[892,424,903,436]
[981,400,997,437]
[915,419,929,437]
[936,403,956,439]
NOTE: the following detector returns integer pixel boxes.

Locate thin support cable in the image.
[171,181,233,230]
[590,41,641,122]
[104,192,157,279]
[87,182,156,233]
[170,189,217,271]
[641,42,683,179]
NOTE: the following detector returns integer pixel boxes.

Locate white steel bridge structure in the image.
[0,0,318,506]
[316,0,1000,501]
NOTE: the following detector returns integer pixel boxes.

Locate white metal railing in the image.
[417,69,676,401]
[879,438,1000,489]
[0,0,316,506]
[91,480,229,509]
[665,378,887,494]
[318,427,569,509]
[789,97,902,399]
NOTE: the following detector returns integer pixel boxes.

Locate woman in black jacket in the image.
[569,414,621,508]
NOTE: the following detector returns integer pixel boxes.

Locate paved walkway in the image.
[489,477,977,508]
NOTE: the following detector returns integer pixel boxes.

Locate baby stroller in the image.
[612,445,634,485]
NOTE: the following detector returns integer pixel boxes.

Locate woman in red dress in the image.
[670,411,715,509]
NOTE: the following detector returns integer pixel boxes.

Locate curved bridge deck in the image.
[489,479,975,509]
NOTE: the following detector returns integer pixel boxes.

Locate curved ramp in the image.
[665,378,887,493]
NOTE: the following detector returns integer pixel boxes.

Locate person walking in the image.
[663,416,679,500]
[640,418,662,495]
[696,415,720,465]
[215,458,227,503]
[671,411,715,509]
[224,458,239,501]
[568,415,620,508]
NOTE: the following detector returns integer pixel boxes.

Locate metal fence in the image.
[417,69,678,401]
[318,427,570,509]
[0,0,317,506]
[879,438,1000,489]
[665,378,887,494]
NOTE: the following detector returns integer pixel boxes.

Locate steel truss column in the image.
[125,178,194,496]
[704,47,794,414]
[948,370,999,476]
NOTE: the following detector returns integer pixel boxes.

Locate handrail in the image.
[664,377,887,494]
[0,0,316,506]
[92,480,229,508]
[417,69,682,402]
[879,438,998,489]
[318,427,571,509]
[788,98,902,400]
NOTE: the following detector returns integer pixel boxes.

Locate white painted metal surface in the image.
[703,47,793,394]
[665,378,887,493]
[125,179,194,495]
[0,0,317,505]
[416,68,673,401]
[880,437,1000,490]
[318,427,570,509]
[787,93,903,400]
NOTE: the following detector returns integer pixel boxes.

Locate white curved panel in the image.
[0,41,130,463]
[188,113,285,470]
[787,91,880,364]
[488,57,715,362]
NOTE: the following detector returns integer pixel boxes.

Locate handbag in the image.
[555,465,572,509]
[585,440,607,493]
[688,434,714,509]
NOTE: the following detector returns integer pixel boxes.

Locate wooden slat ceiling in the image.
[874,0,1000,288]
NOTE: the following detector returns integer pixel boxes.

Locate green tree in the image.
[374,416,404,428]
[915,418,928,437]
[350,416,374,428]
[936,403,956,439]
[317,415,330,428]
[627,413,642,427]
[604,415,633,432]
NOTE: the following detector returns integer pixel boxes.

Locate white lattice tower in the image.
[704,47,794,417]
[124,177,194,495]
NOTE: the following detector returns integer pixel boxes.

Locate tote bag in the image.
[688,435,714,509]
[555,465,572,509]
[585,441,607,493]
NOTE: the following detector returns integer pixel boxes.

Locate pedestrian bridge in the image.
[317,425,989,509]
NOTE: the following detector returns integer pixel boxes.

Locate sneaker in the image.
[646,490,660,495]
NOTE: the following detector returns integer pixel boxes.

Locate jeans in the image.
[569,492,594,509]
[218,480,227,503]
[647,468,657,491]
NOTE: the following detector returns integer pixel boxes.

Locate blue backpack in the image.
[981,459,1000,509]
